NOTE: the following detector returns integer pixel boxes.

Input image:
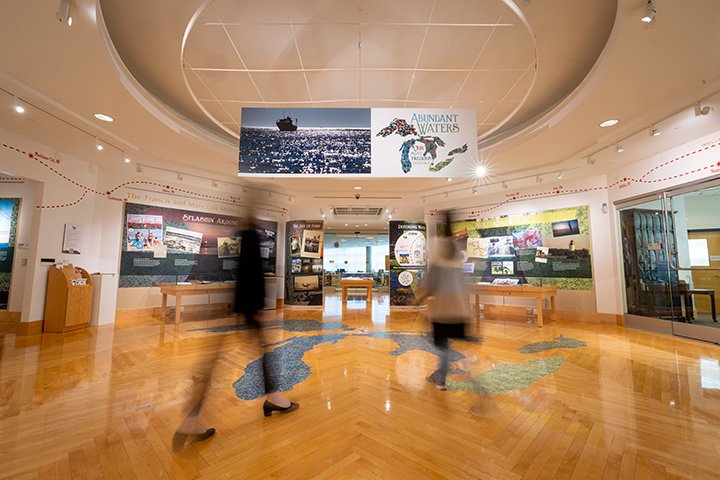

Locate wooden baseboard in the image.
[480,304,620,325]
[276,298,284,309]
[16,320,43,336]
[116,302,234,320]
[0,311,20,322]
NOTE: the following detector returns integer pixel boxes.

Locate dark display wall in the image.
[119,203,277,287]
[451,206,593,290]
[285,220,324,306]
[0,198,20,309]
[389,220,427,306]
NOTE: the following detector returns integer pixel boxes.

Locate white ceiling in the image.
[1,0,720,233]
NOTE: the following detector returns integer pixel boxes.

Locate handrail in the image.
[661,192,720,271]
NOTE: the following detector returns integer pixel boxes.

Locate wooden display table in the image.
[469,284,558,328]
[340,278,374,305]
[159,282,235,324]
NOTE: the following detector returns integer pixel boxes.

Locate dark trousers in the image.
[246,310,279,395]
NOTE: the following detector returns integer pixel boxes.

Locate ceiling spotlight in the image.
[641,0,656,23]
[694,103,711,117]
[364,223,368,226]
[651,127,660,137]
[95,138,104,151]
[353,186,362,190]
[472,187,478,195]
[345,223,348,226]
[123,153,131,164]
[94,113,113,122]
[501,182,508,189]
[322,214,326,218]
[385,209,389,213]
[587,156,597,166]
[10,96,25,114]
[388,215,392,219]
[447,178,453,182]
[536,175,542,183]
[474,165,488,178]
[56,0,73,26]
[616,144,624,153]
[136,164,143,173]
[599,119,619,128]
[177,173,183,181]
[212,180,218,187]
[557,171,563,180]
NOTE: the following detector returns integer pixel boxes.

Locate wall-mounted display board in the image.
[451,206,592,290]
[285,220,324,306]
[119,203,277,287]
[389,221,427,306]
[239,108,476,177]
[0,198,20,309]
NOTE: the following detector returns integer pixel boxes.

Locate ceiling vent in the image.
[331,206,384,217]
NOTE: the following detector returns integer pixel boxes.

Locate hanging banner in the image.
[238,108,476,177]
[389,220,427,306]
[285,220,324,306]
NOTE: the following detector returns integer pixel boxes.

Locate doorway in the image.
[618,179,720,343]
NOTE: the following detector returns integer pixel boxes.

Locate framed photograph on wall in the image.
[294,274,320,291]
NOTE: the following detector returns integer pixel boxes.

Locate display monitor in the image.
[551,219,580,237]
[462,263,475,273]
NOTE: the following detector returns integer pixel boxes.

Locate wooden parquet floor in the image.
[1,294,720,479]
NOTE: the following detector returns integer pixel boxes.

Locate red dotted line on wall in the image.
[640,142,718,180]
[37,190,88,209]
[1,142,288,214]
[429,157,720,218]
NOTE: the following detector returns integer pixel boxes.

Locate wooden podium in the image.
[43,264,93,333]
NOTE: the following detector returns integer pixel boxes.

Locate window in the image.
[688,238,710,266]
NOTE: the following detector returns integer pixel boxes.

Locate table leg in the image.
[342,286,347,304]
[711,293,717,322]
[535,297,544,328]
[549,295,556,320]
[367,286,372,306]
[161,293,167,317]
[476,293,480,320]
[175,295,182,325]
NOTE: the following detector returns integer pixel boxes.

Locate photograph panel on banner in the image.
[239,108,371,175]
[0,198,20,310]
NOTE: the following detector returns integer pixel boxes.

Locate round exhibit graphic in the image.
[393,231,427,266]
[398,270,414,287]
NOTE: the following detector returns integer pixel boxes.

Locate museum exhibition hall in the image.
[1,0,720,478]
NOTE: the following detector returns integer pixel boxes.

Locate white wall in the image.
[0,180,39,312]
[685,195,720,230]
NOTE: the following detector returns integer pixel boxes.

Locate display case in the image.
[43,264,93,333]
[620,208,684,319]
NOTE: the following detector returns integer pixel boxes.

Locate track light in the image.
[123,153,130,164]
[472,187,478,195]
[95,138,104,151]
[536,175,542,183]
[177,173,183,181]
[587,156,597,166]
[694,103,711,117]
[136,165,143,173]
[474,165,488,178]
[557,171,563,180]
[212,180,218,187]
[447,178,452,182]
[10,96,25,114]
[641,0,655,23]
[616,144,624,153]
[651,127,660,137]
[501,182,508,189]
[56,0,73,26]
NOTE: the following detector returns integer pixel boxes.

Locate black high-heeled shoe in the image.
[263,400,299,417]
[172,428,216,452]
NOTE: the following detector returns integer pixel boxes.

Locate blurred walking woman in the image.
[424,213,471,390]
[235,217,299,416]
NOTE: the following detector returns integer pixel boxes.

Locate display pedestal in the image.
[91,273,118,326]
[264,275,278,310]
[43,264,93,333]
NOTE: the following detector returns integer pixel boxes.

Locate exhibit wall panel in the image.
[428,175,619,315]
[0,181,38,312]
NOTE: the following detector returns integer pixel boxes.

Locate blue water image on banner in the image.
[239,108,371,175]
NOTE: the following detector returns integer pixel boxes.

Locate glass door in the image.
[663,182,720,344]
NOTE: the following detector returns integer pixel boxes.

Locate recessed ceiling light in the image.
[94,113,114,122]
[353,186,362,190]
[599,119,619,128]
